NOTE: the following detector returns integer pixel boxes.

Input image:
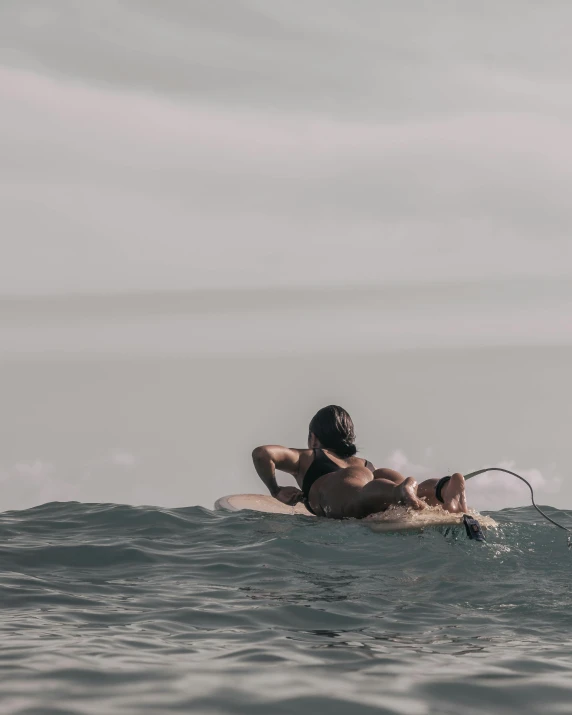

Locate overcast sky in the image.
[2,1,572,295]
[1,3,571,514]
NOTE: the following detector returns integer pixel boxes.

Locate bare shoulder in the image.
[297,448,314,461]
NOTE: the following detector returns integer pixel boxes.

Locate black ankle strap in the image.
[435,476,451,504]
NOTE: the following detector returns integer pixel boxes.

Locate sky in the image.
[1,2,571,514]
[1,0,572,294]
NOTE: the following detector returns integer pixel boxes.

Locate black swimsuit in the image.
[302,449,375,513]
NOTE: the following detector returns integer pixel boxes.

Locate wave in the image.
[1,501,572,713]
[1,500,569,572]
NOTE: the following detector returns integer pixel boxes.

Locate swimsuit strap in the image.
[301,449,341,501]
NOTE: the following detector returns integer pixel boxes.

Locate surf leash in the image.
[464,467,572,549]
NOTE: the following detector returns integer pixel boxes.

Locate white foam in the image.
[365,504,497,529]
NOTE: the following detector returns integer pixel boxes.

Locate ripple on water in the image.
[0,502,571,714]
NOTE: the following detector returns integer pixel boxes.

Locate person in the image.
[252,405,468,519]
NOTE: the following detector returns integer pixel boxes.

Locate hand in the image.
[274,486,304,506]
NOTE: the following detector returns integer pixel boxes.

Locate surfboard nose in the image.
[214,494,314,516]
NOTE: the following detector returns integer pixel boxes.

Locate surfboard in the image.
[214,494,497,532]
[365,505,497,533]
[214,494,313,516]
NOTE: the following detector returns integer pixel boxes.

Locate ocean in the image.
[1,501,571,714]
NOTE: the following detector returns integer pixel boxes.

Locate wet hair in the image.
[309,405,357,457]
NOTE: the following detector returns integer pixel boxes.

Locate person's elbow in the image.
[252,445,270,464]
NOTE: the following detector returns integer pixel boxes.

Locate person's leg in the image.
[310,467,425,519]
[313,468,426,519]
[372,468,407,484]
[417,473,467,513]
[349,476,425,517]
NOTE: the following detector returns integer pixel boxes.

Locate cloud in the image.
[2,66,572,295]
[383,451,563,512]
[0,450,140,512]
[386,450,433,478]
[465,460,562,511]
[3,1,571,117]
[0,460,79,509]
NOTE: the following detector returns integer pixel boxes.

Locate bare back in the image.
[296,449,373,488]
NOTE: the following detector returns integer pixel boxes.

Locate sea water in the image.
[1,502,571,714]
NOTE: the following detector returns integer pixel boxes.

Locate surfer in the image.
[252,405,468,519]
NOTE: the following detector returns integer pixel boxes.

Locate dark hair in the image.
[309,405,357,457]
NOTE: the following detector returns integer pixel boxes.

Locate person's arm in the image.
[251,445,303,504]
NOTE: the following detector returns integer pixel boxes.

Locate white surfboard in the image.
[214,494,497,532]
[214,493,314,516]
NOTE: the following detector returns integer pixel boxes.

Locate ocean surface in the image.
[1,501,571,714]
